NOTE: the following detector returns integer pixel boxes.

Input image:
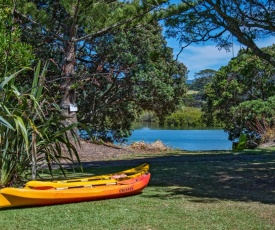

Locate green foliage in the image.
[231,97,275,144]
[0,63,80,187]
[164,107,204,127]
[16,0,166,63]
[77,21,187,141]
[0,3,34,75]
[14,1,186,141]
[189,69,215,91]
[136,111,158,123]
[183,69,215,111]
[203,46,275,142]
[183,94,200,108]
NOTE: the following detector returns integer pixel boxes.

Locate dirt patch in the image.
[70,140,170,163]
[74,140,136,162]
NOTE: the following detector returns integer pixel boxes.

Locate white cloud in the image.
[174,45,234,79]
[178,44,234,78]
[168,37,275,79]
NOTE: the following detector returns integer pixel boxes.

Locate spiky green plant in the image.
[0,62,80,187]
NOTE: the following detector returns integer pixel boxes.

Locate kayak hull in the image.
[0,173,150,208]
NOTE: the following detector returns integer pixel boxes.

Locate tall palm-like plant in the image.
[0,62,80,187]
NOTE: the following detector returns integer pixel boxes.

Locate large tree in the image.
[163,0,275,66]
[203,45,275,142]
[14,0,169,129]
[190,69,216,91]
[77,21,187,141]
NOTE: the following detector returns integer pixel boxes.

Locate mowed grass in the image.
[1,150,275,230]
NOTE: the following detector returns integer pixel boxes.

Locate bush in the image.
[164,107,205,127]
[129,140,169,151]
[0,63,79,187]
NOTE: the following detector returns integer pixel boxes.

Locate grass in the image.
[1,150,275,229]
[187,90,199,95]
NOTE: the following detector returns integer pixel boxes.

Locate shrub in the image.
[0,63,80,187]
[164,107,205,127]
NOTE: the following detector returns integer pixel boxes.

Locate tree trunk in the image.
[60,39,78,133]
[61,2,80,137]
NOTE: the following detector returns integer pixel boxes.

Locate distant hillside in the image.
[186,79,194,85]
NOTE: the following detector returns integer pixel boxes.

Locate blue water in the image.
[127,128,232,151]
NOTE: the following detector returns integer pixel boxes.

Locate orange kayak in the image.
[0,173,150,208]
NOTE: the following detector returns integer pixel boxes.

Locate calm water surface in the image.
[127,128,232,151]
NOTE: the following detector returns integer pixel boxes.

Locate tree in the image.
[190,69,216,91]
[163,0,275,67]
[14,0,168,130]
[232,97,275,144]
[164,106,204,127]
[0,1,33,75]
[184,69,215,108]
[203,45,275,141]
[77,21,187,141]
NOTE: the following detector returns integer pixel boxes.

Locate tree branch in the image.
[75,5,159,42]
[14,9,64,42]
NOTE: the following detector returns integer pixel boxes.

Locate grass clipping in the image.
[129,140,169,152]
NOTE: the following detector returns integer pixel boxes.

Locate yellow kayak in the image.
[25,163,149,189]
[0,173,151,208]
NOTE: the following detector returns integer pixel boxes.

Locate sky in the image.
[167,37,275,80]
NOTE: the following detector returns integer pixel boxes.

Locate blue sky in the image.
[167,37,275,80]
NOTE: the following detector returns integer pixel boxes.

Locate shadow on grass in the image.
[81,150,275,204]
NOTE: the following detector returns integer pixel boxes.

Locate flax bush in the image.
[0,62,80,187]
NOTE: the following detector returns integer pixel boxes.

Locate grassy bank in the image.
[1,150,275,229]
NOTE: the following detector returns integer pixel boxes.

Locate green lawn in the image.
[1,150,275,230]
